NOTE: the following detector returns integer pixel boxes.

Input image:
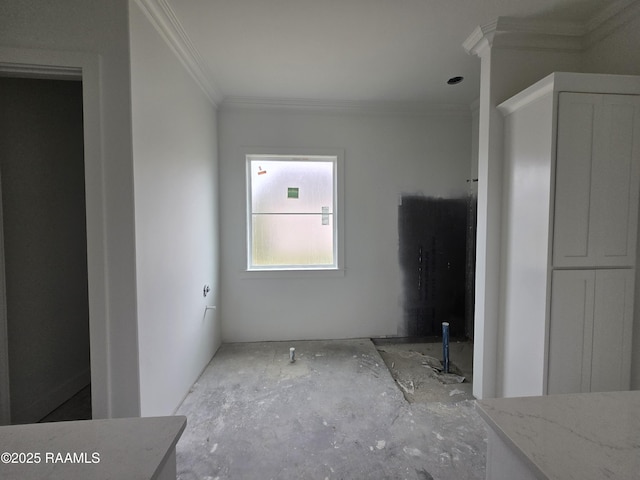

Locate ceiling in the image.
[154,0,625,106]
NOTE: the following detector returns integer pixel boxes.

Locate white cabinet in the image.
[547,270,594,394]
[591,269,635,392]
[497,73,640,398]
[548,269,634,394]
[553,93,640,268]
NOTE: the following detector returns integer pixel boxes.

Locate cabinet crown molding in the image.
[498,72,640,115]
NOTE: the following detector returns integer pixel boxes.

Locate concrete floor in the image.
[375,341,475,404]
[175,339,487,480]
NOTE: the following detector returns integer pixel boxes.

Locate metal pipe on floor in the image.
[442,322,450,373]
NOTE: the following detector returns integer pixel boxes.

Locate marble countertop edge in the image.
[0,415,188,480]
[475,400,549,480]
[475,391,640,480]
[152,416,187,480]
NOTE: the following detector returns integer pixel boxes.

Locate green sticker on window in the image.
[287,187,299,199]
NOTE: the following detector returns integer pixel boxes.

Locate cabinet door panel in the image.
[548,270,595,394]
[553,93,599,267]
[594,96,640,267]
[591,269,634,392]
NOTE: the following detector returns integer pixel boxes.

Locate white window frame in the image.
[244,148,344,276]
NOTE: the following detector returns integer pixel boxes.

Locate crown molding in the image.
[464,16,584,56]
[583,0,640,48]
[463,22,496,57]
[494,16,586,37]
[220,96,472,117]
[134,0,222,106]
[464,1,640,57]
[497,74,555,115]
[498,71,640,115]
[134,0,639,108]
[586,0,638,31]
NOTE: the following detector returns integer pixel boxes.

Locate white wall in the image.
[219,106,470,342]
[0,0,139,418]
[129,2,221,417]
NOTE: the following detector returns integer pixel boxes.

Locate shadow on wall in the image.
[398,196,473,338]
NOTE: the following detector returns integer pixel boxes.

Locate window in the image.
[246,153,342,271]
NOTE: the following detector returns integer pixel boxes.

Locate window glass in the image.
[250,160,334,214]
[247,154,338,270]
[251,215,334,266]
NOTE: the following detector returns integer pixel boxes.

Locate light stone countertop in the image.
[0,416,186,480]
[476,391,640,480]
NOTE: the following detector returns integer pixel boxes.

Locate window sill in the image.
[240,268,345,279]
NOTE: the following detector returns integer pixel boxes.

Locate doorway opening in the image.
[0,76,92,424]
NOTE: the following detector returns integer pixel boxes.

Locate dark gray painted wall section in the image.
[399,196,470,338]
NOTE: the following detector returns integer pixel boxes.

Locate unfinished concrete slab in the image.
[176,339,486,480]
[375,341,475,404]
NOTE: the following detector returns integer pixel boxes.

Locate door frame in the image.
[0,47,110,424]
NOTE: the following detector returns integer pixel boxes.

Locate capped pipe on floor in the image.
[442,322,450,374]
[290,347,295,363]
